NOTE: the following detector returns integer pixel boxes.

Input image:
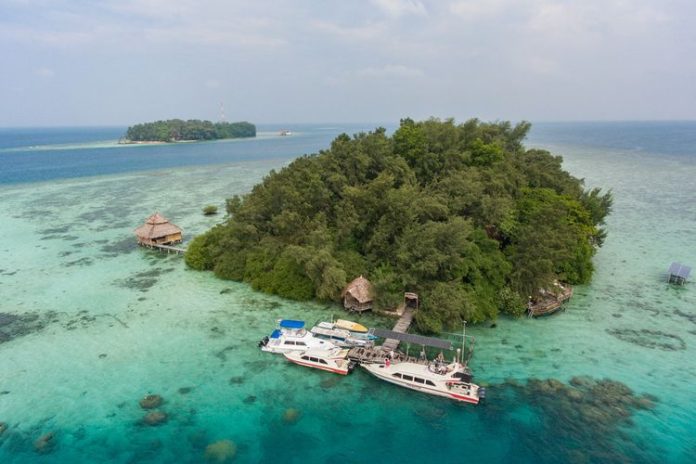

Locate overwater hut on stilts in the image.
[134,213,183,248]
[527,281,573,317]
[667,262,691,285]
[342,276,374,313]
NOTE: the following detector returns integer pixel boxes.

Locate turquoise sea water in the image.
[0,122,695,463]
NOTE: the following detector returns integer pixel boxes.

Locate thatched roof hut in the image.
[134,213,182,246]
[342,275,374,312]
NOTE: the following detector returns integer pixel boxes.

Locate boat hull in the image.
[283,349,355,375]
[285,356,350,375]
[361,363,480,404]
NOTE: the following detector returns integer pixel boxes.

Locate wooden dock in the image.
[346,308,415,363]
[141,243,186,254]
[381,307,415,351]
[527,284,573,317]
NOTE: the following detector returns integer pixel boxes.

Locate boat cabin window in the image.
[425,380,436,386]
[309,357,319,363]
[319,359,328,364]
[392,373,403,379]
[301,356,310,361]
[414,377,425,384]
[402,375,414,382]
[284,341,296,345]
[296,342,306,346]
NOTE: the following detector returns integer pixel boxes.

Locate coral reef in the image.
[114,267,175,292]
[493,376,658,463]
[282,408,301,424]
[142,411,168,426]
[33,432,56,454]
[139,394,163,409]
[0,311,55,344]
[204,439,237,462]
[607,328,686,351]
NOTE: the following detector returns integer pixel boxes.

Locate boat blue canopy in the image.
[279,319,305,329]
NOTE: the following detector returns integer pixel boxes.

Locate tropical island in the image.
[121,119,256,143]
[185,118,612,333]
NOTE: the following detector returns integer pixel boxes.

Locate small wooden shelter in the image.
[342,275,374,313]
[134,212,183,247]
[404,292,419,310]
[667,262,691,285]
[527,282,573,317]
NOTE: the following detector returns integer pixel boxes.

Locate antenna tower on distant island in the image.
[219,101,226,122]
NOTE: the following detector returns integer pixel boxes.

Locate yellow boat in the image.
[334,319,368,333]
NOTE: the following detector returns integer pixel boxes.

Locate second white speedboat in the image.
[284,347,357,375]
[258,319,336,354]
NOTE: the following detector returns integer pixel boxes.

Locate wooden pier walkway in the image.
[346,307,415,363]
[343,307,462,366]
[381,307,415,351]
[141,243,186,254]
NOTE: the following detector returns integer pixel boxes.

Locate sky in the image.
[1,0,694,126]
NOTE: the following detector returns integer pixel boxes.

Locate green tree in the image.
[185,118,612,332]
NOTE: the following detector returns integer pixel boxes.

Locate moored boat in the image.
[361,357,484,404]
[310,321,375,348]
[334,319,368,333]
[258,319,336,354]
[284,347,357,375]
[360,323,485,404]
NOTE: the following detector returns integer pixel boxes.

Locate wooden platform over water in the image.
[528,284,573,317]
[346,307,416,363]
[381,307,414,351]
[140,243,186,254]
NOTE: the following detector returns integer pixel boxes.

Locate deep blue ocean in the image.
[0,124,383,185]
[0,121,695,463]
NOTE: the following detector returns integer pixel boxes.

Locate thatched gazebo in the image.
[134,212,182,247]
[342,275,374,313]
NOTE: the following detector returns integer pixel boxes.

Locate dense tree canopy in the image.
[124,119,255,142]
[186,118,612,332]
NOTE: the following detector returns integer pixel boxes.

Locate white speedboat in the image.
[361,358,485,404]
[310,321,374,348]
[258,319,335,354]
[284,347,357,375]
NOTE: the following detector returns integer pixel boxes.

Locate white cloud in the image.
[356,64,424,78]
[0,24,92,47]
[35,67,55,78]
[371,0,427,17]
[312,19,386,41]
[449,0,509,20]
[143,22,286,48]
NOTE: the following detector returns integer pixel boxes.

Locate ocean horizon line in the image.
[2,118,696,130]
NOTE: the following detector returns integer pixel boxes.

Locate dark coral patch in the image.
[0,311,55,344]
[607,328,686,351]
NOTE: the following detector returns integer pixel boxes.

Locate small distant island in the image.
[121,119,256,143]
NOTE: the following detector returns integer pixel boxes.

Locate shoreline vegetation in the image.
[120,119,256,143]
[185,118,612,333]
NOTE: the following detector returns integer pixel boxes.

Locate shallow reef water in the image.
[1,124,696,462]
